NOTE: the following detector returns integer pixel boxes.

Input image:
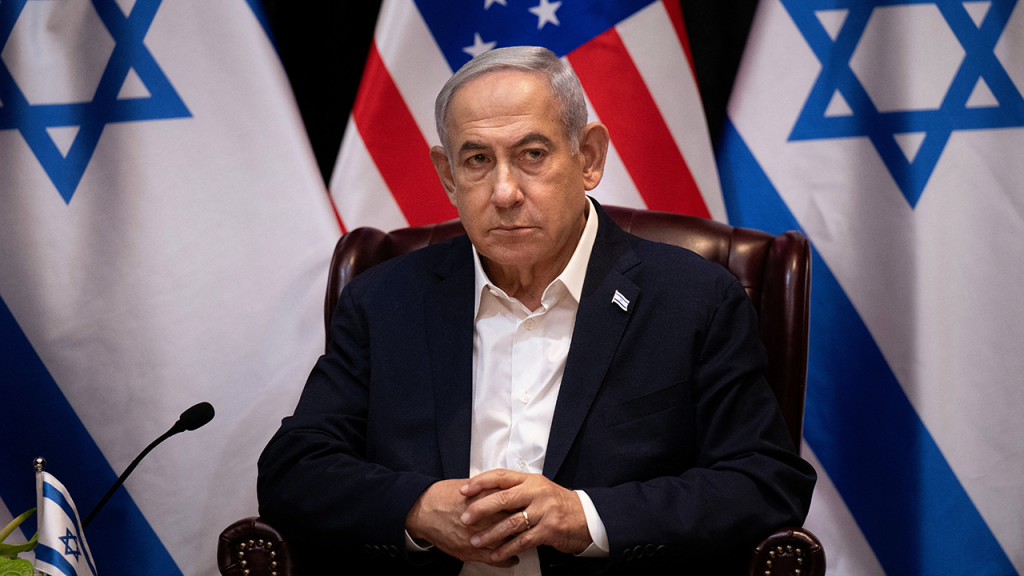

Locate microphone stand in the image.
[82,402,214,529]
[83,427,175,529]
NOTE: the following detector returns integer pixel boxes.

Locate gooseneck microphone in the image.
[82,402,215,528]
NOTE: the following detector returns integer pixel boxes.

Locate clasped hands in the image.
[405,469,593,567]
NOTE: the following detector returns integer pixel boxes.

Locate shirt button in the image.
[524,319,536,330]
[521,393,531,404]
[517,459,526,471]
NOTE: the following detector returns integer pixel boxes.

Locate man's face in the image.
[430,70,606,280]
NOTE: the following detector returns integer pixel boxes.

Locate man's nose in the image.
[491,162,523,208]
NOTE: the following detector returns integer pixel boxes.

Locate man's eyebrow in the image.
[513,133,554,148]
[457,133,555,155]
[459,141,488,155]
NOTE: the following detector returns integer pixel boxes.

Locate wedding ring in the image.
[521,510,531,531]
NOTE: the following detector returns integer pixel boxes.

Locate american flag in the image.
[328,0,725,232]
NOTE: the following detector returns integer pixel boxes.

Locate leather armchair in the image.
[218,205,825,576]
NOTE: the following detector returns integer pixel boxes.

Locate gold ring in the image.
[521,510,531,530]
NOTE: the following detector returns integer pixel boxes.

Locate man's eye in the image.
[524,149,544,161]
[467,154,487,165]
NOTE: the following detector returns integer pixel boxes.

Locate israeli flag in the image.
[0,0,338,574]
[611,290,630,312]
[720,1,1024,575]
[35,472,97,576]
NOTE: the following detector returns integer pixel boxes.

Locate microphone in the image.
[82,402,215,529]
[169,401,216,434]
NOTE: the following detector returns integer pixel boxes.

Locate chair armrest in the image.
[747,526,825,576]
[218,517,296,576]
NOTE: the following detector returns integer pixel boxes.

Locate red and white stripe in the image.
[329,0,725,233]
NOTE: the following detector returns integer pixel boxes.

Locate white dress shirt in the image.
[460,198,608,575]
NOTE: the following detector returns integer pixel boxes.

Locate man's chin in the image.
[477,243,544,269]
[478,229,541,255]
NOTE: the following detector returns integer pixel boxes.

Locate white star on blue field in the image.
[0,0,189,203]
[415,0,653,70]
[782,0,1024,207]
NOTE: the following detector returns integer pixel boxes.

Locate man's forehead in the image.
[452,69,551,112]
[447,70,561,146]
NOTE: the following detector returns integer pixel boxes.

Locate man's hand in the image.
[405,479,519,567]
[460,470,593,564]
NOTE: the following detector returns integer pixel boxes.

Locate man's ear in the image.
[578,123,610,191]
[430,146,458,205]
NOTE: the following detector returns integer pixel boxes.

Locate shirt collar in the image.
[473,197,598,315]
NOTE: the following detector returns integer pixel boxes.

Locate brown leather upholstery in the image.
[219,205,823,576]
[218,516,294,576]
[748,527,826,576]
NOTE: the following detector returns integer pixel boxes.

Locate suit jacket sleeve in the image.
[256,267,441,568]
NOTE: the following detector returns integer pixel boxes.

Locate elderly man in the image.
[257,46,815,575]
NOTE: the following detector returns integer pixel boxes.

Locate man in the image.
[257,46,815,575]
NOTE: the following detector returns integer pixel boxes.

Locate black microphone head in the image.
[178,402,215,431]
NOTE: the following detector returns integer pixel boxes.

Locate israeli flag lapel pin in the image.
[612,290,630,312]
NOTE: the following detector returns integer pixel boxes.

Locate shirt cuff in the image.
[574,490,609,558]
[405,530,434,553]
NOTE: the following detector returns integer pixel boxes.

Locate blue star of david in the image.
[0,0,190,204]
[58,527,81,561]
[781,0,1024,207]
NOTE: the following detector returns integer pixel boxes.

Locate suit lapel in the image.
[544,204,641,480]
[424,237,476,480]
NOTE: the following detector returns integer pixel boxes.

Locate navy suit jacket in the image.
[257,202,815,575]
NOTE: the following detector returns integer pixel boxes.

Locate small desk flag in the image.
[35,471,97,576]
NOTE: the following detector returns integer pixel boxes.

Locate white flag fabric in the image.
[0,0,339,575]
[35,471,97,576]
[330,0,725,232]
[719,1,1024,575]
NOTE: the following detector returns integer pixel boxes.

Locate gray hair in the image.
[434,46,588,156]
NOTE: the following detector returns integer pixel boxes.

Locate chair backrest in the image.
[324,205,811,448]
